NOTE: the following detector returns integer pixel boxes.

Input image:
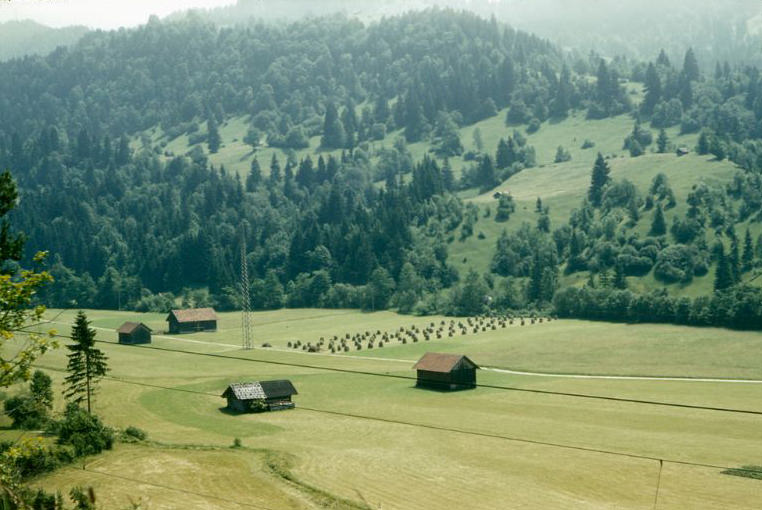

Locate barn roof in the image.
[413,352,479,373]
[222,380,298,400]
[116,321,152,334]
[167,308,218,323]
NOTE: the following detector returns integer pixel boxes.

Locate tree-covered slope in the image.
[2,9,762,327]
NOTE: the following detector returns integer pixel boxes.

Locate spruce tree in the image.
[495,138,511,169]
[730,235,741,282]
[642,63,662,115]
[657,129,669,153]
[64,311,109,413]
[588,153,610,207]
[207,117,221,154]
[682,48,700,82]
[246,157,262,192]
[650,204,667,236]
[321,102,345,149]
[269,154,281,184]
[477,155,498,192]
[613,262,627,289]
[742,228,754,271]
[697,130,711,155]
[714,245,733,292]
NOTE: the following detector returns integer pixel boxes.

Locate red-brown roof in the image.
[168,308,218,323]
[116,321,152,334]
[412,352,479,373]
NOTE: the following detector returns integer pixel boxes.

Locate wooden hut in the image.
[413,352,479,390]
[166,308,217,334]
[116,322,152,344]
[221,380,298,412]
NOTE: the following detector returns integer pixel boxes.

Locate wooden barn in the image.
[116,322,152,344]
[221,380,298,412]
[166,308,217,334]
[413,352,479,391]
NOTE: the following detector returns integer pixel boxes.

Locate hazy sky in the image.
[0,0,236,29]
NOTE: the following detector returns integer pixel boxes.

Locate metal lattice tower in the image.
[240,235,253,350]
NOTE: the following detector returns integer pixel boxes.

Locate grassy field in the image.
[7,308,761,509]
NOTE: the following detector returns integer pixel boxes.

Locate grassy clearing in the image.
[11,308,761,509]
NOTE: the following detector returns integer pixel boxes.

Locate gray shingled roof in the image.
[222,380,298,400]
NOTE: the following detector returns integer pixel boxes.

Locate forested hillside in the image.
[2,9,762,327]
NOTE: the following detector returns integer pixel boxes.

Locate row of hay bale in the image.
[284,314,553,353]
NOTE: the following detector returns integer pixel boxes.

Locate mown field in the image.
[4,308,760,509]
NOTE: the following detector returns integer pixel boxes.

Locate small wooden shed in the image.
[222,380,298,412]
[116,321,152,344]
[166,308,217,334]
[413,352,479,391]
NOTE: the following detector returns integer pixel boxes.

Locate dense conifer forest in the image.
[2,9,762,327]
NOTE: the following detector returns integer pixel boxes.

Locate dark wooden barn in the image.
[413,352,479,391]
[166,308,218,334]
[221,380,298,412]
[116,321,152,344]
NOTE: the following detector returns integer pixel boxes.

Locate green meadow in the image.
[5,308,760,509]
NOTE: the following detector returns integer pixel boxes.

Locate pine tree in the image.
[321,102,345,149]
[269,154,282,184]
[657,129,669,153]
[613,262,627,289]
[730,235,741,282]
[650,204,667,236]
[473,127,484,153]
[441,158,455,191]
[246,157,262,192]
[64,311,109,413]
[588,153,610,207]
[551,65,572,118]
[714,245,733,292]
[742,228,754,271]
[697,130,711,155]
[207,117,221,154]
[477,155,498,192]
[642,63,662,115]
[682,48,700,82]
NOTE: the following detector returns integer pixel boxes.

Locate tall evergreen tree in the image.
[682,48,700,82]
[588,153,610,207]
[642,63,662,115]
[269,153,282,184]
[64,311,109,413]
[650,204,667,236]
[246,157,262,192]
[613,262,627,289]
[207,117,221,154]
[742,228,754,271]
[551,65,572,118]
[321,102,345,149]
[477,155,498,192]
[657,129,669,153]
[714,245,733,292]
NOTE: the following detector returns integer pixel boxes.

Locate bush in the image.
[3,395,49,430]
[123,426,147,441]
[526,118,541,134]
[51,403,114,457]
[581,139,595,149]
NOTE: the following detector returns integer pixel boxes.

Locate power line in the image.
[17,329,762,417]
[30,363,762,480]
